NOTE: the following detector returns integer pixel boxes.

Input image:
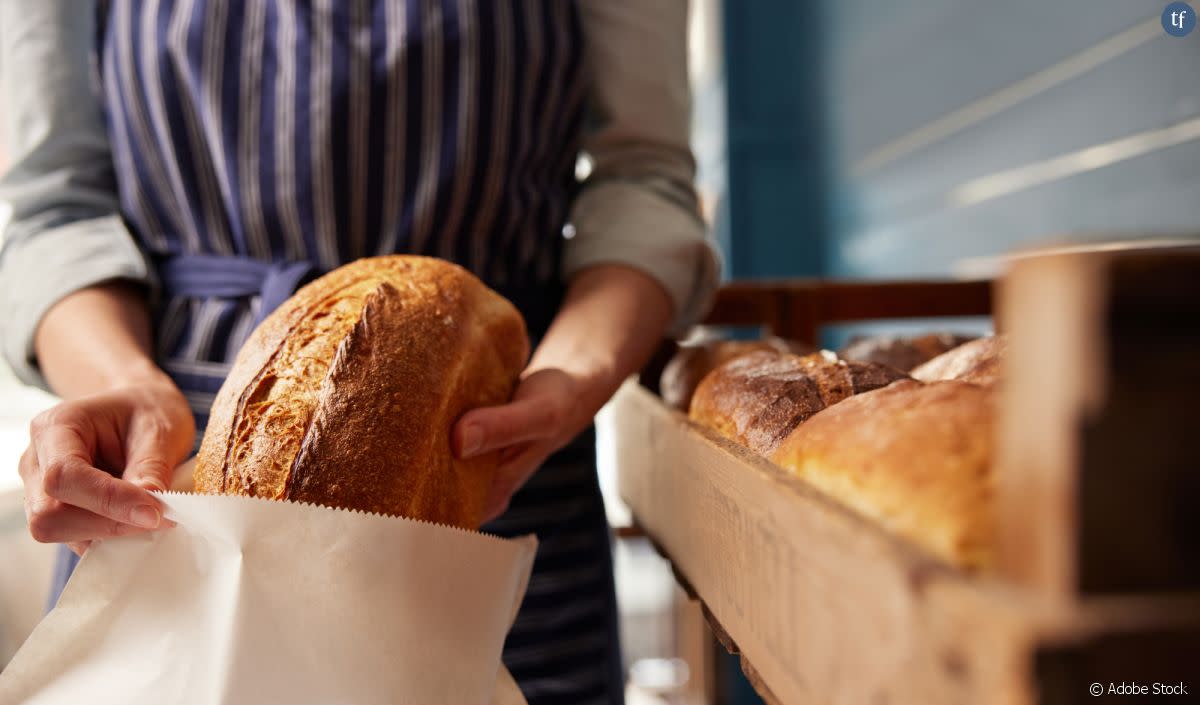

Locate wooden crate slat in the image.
[703,279,993,343]
[996,248,1200,597]
[612,383,1037,705]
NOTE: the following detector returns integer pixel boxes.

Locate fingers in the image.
[26,499,147,544]
[68,541,91,557]
[454,368,580,460]
[454,397,564,459]
[33,419,165,527]
[20,392,188,549]
[481,443,550,522]
[19,445,40,527]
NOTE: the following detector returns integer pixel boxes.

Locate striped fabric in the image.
[483,429,623,705]
[97,0,587,422]
[64,2,621,703]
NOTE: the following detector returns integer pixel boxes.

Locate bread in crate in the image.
[912,335,1006,386]
[838,332,977,372]
[770,379,995,568]
[688,349,907,456]
[674,335,1005,568]
[660,337,814,411]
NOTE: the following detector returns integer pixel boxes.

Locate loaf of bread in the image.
[838,333,977,372]
[911,335,1005,386]
[688,350,908,456]
[193,255,529,529]
[770,380,994,568]
[659,337,814,411]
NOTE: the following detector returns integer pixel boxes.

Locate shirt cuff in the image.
[0,214,155,390]
[564,181,721,336]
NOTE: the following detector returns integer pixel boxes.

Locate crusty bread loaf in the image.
[659,337,814,411]
[688,350,907,456]
[911,335,1006,386]
[193,255,529,529]
[838,333,977,372]
[770,380,994,568]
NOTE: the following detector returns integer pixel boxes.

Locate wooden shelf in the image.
[615,249,1200,704]
[704,279,992,343]
[613,383,1200,705]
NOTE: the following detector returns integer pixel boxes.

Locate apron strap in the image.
[158,254,563,338]
[158,254,318,324]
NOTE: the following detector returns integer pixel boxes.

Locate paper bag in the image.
[0,491,536,705]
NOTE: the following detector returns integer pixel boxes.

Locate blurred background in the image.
[3,1,1200,703]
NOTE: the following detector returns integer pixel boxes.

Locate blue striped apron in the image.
[49,2,622,703]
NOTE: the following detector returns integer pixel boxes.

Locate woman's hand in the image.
[23,282,192,554]
[453,368,599,521]
[453,264,674,522]
[20,374,195,555]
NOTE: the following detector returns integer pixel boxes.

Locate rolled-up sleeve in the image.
[569,0,721,336]
[0,0,154,389]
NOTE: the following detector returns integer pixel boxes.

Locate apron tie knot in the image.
[157,253,319,324]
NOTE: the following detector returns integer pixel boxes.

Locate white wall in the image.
[0,363,56,669]
[0,105,59,671]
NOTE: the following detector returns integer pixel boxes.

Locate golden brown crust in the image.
[659,337,814,412]
[770,380,994,568]
[688,350,908,456]
[838,333,977,372]
[911,335,1006,387]
[193,256,529,528]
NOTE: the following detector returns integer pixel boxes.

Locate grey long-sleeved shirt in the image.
[0,0,720,389]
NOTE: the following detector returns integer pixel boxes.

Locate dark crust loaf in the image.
[770,380,994,568]
[193,256,529,529]
[688,350,908,456]
[659,337,814,412]
[911,335,1006,387]
[838,333,978,372]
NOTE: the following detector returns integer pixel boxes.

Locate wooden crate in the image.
[614,246,1200,705]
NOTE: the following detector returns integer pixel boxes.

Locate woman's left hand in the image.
[452,367,599,522]
[452,264,676,523]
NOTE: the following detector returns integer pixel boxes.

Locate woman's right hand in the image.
[19,373,195,555]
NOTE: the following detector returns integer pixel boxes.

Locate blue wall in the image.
[721,0,1200,282]
[720,0,827,279]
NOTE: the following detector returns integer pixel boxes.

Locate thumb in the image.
[124,457,172,493]
[454,397,561,459]
[122,414,188,493]
[454,368,576,459]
